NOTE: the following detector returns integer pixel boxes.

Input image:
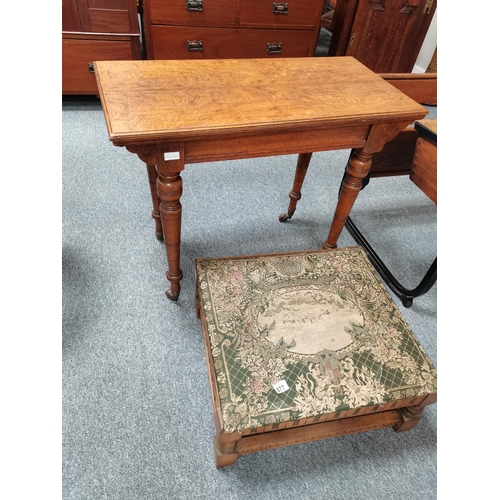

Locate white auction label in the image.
[272,379,290,394]
[164,152,181,161]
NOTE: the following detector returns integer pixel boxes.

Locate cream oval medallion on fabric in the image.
[258,287,363,355]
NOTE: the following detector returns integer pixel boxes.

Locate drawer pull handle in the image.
[273,3,288,14]
[88,63,94,74]
[267,43,282,54]
[187,40,204,51]
[186,0,203,11]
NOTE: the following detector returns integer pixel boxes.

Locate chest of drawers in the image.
[143,0,323,59]
[62,0,141,95]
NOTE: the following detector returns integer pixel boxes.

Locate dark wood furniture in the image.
[62,0,141,95]
[142,0,324,59]
[411,119,437,203]
[279,72,437,307]
[94,57,427,301]
[359,73,437,178]
[326,0,437,73]
[195,246,437,467]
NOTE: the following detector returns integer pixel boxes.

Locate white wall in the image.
[412,9,437,73]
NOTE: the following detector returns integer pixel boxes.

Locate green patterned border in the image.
[196,247,437,434]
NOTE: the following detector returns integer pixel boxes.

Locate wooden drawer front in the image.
[151,25,313,59]
[62,39,134,94]
[410,136,437,204]
[79,0,139,34]
[150,0,237,26]
[87,8,132,33]
[240,0,321,28]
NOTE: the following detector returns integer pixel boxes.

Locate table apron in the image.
[237,411,401,455]
[183,124,370,164]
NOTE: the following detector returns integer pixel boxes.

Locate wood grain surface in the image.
[94,57,427,144]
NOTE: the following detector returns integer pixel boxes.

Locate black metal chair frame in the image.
[341,173,437,308]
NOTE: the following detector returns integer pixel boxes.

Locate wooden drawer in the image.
[410,135,437,204]
[150,0,237,26]
[151,25,314,59]
[62,38,136,94]
[410,119,437,204]
[240,0,321,28]
[86,8,133,33]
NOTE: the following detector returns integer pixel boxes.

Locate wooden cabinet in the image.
[328,0,437,73]
[410,119,437,204]
[62,0,141,95]
[143,0,323,60]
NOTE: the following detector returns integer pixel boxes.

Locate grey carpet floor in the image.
[62,92,437,499]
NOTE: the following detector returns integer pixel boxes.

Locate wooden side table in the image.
[195,246,437,467]
[94,57,427,300]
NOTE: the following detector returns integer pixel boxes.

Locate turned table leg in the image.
[126,144,185,300]
[146,163,164,241]
[278,152,313,222]
[156,170,184,300]
[323,148,373,249]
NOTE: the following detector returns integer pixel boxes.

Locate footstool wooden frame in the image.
[195,247,437,467]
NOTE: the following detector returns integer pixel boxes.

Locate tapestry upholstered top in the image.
[195,247,437,434]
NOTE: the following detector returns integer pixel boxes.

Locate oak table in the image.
[94,57,428,300]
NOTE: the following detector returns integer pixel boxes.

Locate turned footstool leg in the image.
[393,405,425,433]
[214,433,241,468]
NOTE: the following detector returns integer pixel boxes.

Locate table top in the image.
[94,57,427,146]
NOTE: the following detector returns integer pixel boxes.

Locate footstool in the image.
[195,246,437,467]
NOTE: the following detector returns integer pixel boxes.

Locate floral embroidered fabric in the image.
[196,247,437,434]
